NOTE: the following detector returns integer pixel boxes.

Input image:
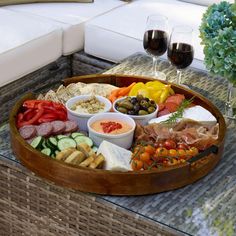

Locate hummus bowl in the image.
[87,112,136,149]
[66,95,112,131]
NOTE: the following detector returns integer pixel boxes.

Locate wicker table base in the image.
[0,155,180,236]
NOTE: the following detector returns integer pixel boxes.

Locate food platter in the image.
[9,74,226,195]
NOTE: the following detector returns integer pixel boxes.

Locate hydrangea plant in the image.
[199,1,236,84]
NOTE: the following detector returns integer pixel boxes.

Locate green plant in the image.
[199,1,236,84]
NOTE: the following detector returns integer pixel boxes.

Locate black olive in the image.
[144,97,150,102]
[127,110,136,115]
[149,100,156,107]
[131,97,138,105]
[133,104,140,113]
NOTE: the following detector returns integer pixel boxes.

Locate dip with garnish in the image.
[90,119,132,135]
[88,113,136,149]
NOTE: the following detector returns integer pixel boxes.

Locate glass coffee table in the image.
[0,53,235,236]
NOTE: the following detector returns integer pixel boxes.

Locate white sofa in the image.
[0,0,232,87]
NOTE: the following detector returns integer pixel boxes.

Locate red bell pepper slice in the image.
[17,104,44,128]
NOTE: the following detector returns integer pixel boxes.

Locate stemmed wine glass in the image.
[167,25,194,85]
[143,14,168,81]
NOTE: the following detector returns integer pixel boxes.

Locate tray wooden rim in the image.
[9,74,226,195]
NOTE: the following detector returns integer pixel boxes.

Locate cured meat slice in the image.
[157,108,170,117]
[36,122,53,137]
[19,125,36,140]
[64,121,78,133]
[165,94,185,106]
[51,120,66,135]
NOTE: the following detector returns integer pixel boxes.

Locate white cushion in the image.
[178,0,234,6]
[0,8,62,87]
[85,0,207,68]
[5,0,127,55]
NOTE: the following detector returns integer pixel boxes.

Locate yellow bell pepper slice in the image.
[128,82,145,96]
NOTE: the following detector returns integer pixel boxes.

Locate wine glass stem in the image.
[152,57,158,77]
[176,70,182,85]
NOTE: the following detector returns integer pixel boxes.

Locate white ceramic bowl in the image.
[87,112,136,149]
[113,97,158,126]
[66,95,112,131]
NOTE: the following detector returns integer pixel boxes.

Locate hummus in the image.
[71,96,105,114]
[91,119,132,135]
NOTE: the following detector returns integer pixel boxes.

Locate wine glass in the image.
[143,14,168,81]
[167,25,194,85]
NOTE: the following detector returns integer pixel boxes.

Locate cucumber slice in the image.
[46,139,57,151]
[71,132,85,139]
[58,137,76,151]
[42,140,48,149]
[55,150,60,155]
[48,137,58,147]
[57,135,68,140]
[31,136,43,149]
[74,136,93,147]
[51,154,56,159]
[41,148,52,156]
[92,146,98,153]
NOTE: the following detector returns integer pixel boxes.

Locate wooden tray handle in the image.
[187,145,219,164]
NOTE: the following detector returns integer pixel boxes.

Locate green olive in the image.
[119,101,134,110]
[138,110,148,115]
[148,106,156,114]
[140,100,149,108]
[117,107,128,114]
[136,94,144,102]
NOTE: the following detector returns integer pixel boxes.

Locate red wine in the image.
[143,30,168,56]
[167,43,194,69]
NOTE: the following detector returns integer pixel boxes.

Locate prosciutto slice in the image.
[134,119,219,150]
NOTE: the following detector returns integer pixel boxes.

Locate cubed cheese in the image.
[149,105,217,125]
[97,140,132,171]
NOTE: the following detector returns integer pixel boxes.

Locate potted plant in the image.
[199,1,236,118]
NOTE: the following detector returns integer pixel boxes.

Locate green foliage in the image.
[199,1,236,83]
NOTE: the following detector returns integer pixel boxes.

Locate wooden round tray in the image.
[9,74,226,195]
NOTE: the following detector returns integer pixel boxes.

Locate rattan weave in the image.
[0,157,180,236]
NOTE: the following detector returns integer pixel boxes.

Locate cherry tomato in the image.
[168,149,178,157]
[155,147,168,157]
[177,149,186,158]
[154,141,165,148]
[177,143,189,150]
[143,159,154,170]
[185,149,193,158]
[144,145,155,155]
[140,152,151,163]
[189,147,199,156]
[131,160,143,171]
[164,139,177,150]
